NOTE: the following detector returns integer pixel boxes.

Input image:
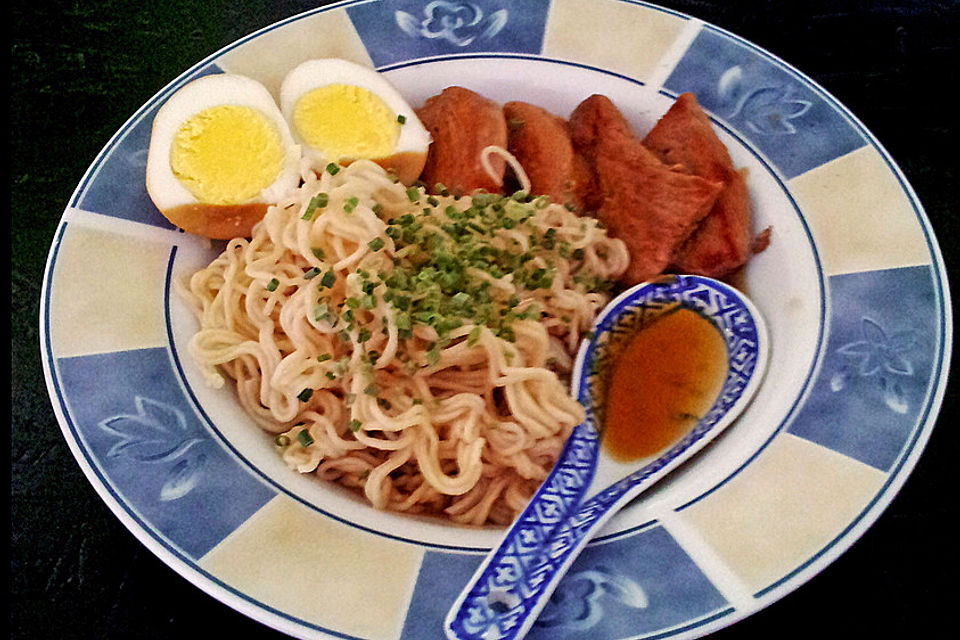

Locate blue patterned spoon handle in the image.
[444,446,673,640]
[443,425,601,640]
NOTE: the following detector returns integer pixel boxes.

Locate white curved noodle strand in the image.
[182,157,628,525]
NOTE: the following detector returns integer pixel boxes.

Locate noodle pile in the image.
[180,158,628,525]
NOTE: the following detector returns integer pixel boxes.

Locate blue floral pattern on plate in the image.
[99,395,210,502]
[788,265,940,472]
[664,26,867,179]
[395,1,509,46]
[347,0,550,67]
[55,346,275,559]
[404,524,729,640]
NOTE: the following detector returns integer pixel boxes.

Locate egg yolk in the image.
[293,84,399,161]
[170,105,285,205]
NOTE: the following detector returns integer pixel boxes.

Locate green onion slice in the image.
[296,429,314,447]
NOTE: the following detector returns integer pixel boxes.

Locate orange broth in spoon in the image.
[603,308,728,461]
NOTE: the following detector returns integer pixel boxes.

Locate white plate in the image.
[40,1,951,639]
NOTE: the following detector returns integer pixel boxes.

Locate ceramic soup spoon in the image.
[445,274,769,640]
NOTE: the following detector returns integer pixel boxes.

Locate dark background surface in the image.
[10,1,958,638]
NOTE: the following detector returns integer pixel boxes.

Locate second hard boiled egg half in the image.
[280,59,430,185]
[146,73,301,239]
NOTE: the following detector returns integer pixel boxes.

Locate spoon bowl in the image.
[445,274,769,640]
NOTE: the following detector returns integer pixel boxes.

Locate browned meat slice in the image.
[642,93,733,180]
[415,86,507,195]
[594,139,726,284]
[503,101,584,208]
[569,95,724,284]
[643,92,755,277]
[568,94,635,148]
[567,94,632,213]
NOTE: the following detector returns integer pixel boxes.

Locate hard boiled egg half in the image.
[146,73,301,239]
[279,58,430,185]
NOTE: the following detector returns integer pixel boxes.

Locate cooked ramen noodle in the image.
[180,156,629,525]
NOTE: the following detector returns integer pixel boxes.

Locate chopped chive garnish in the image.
[364,383,379,396]
[296,429,314,447]
[325,163,340,175]
[313,302,330,322]
[303,193,329,219]
[297,388,313,402]
[304,267,321,280]
[343,196,359,213]
[266,278,280,292]
[290,189,615,366]
[542,227,556,249]
[317,353,332,362]
[311,247,325,259]
[274,434,290,447]
[348,419,362,432]
[397,114,407,124]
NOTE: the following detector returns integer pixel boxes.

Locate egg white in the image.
[279,58,430,180]
[146,73,301,214]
